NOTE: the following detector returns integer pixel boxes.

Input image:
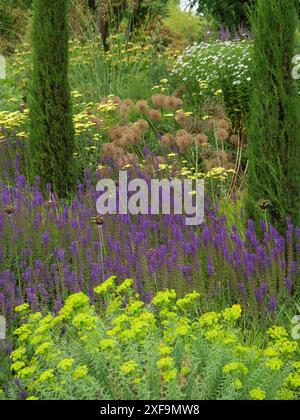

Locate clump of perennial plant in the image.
[5,277,300,401]
[171,39,253,128]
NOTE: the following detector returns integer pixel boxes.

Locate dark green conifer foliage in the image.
[29,0,75,197]
[246,0,300,233]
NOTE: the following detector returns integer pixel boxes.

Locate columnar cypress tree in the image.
[246,0,300,233]
[29,0,75,197]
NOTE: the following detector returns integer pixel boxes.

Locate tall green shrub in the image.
[191,0,249,28]
[29,0,75,197]
[246,0,300,232]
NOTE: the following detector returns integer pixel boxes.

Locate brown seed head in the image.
[152,94,165,108]
[149,109,161,121]
[216,128,229,141]
[194,134,208,146]
[91,215,105,226]
[136,100,149,115]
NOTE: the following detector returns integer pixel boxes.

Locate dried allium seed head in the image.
[107,125,125,142]
[218,150,229,162]
[258,198,272,211]
[117,157,126,168]
[91,215,105,226]
[148,109,161,121]
[184,116,204,134]
[134,119,149,134]
[175,111,186,126]
[111,145,125,159]
[102,143,124,159]
[176,135,194,152]
[152,94,165,108]
[176,129,190,138]
[229,134,239,147]
[199,144,215,160]
[123,99,133,108]
[160,133,175,147]
[130,127,142,144]
[45,200,55,209]
[136,100,149,114]
[194,134,208,146]
[102,142,115,159]
[160,134,173,147]
[173,97,184,110]
[207,118,217,130]
[119,103,131,118]
[4,205,16,215]
[163,96,183,110]
[217,119,230,131]
[163,96,176,110]
[112,96,122,106]
[216,128,229,141]
[118,132,135,147]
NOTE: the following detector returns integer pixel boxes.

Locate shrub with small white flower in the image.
[172,40,253,127]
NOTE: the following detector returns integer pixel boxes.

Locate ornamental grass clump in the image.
[4,278,300,400]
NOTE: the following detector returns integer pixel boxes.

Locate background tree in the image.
[246,0,300,232]
[29,0,75,197]
[190,0,249,28]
